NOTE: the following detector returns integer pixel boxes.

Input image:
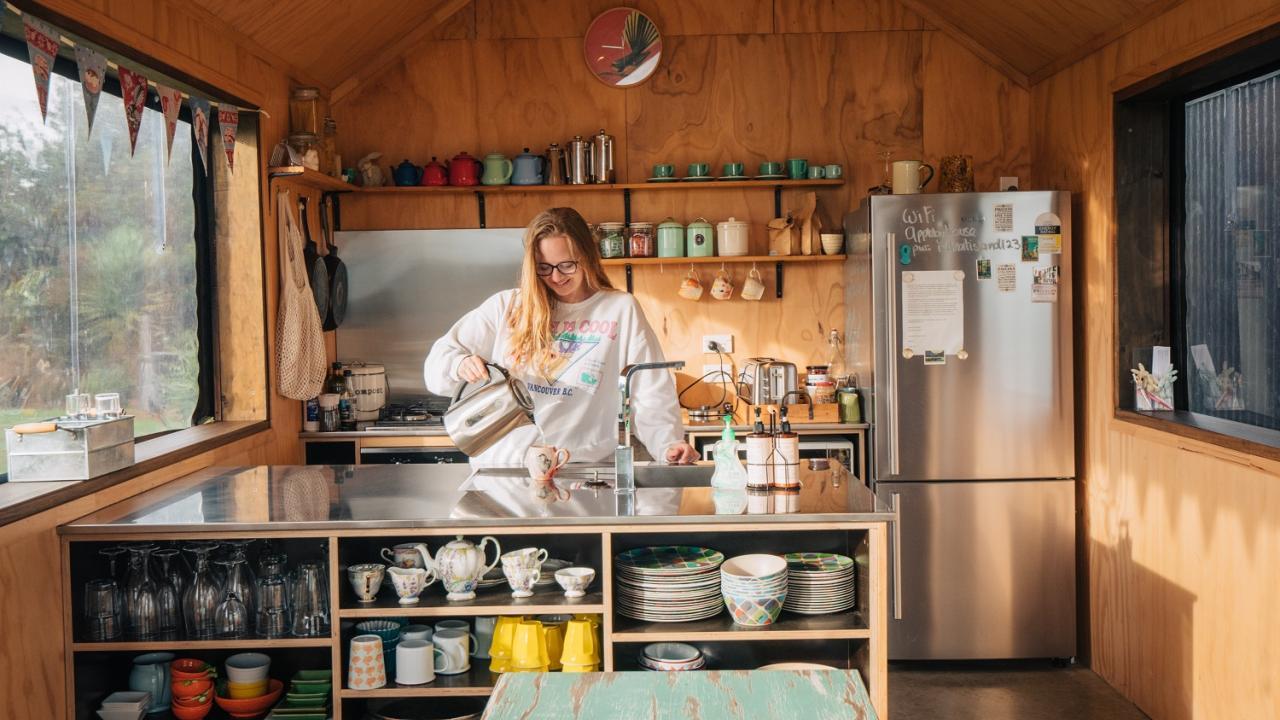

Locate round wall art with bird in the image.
[584,7,663,87]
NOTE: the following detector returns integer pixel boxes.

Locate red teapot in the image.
[421,156,448,186]
[448,151,482,186]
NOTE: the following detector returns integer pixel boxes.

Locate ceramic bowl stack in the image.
[615,546,724,623]
[782,552,856,615]
[719,554,788,626]
[639,642,706,672]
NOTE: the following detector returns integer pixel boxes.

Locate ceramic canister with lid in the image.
[657,218,684,257]
[717,217,749,256]
[686,217,715,257]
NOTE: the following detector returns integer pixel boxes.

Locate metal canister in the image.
[596,222,626,258]
[566,135,592,184]
[686,217,714,257]
[589,128,614,184]
[657,218,684,257]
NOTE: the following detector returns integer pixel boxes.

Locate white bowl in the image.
[720,554,787,580]
[642,642,701,664]
[555,567,596,598]
[759,662,836,670]
[224,652,271,683]
[820,233,844,255]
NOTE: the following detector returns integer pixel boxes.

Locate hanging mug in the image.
[710,269,734,300]
[741,267,765,301]
[678,269,704,300]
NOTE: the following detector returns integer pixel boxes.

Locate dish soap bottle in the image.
[710,414,748,490]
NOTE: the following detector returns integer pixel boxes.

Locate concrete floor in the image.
[889,662,1150,720]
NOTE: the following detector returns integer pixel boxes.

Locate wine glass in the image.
[153,547,187,600]
[214,592,249,639]
[182,545,221,639]
[217,551,257,620]
[870,150,893,195]
[124,546,160,639]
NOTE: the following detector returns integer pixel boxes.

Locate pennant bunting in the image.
[189,96,211,175]
[74,45,108,136]
[23,16,60,122]
[117,66,149,156]
[156,84,183,162]
[218,107,239,172]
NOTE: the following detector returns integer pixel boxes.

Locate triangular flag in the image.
[218,107,239,172]
[117,66,149,156]
[23,16,60,122]
[156,84,183,162]
[189,97,211,175]
[74,45,107,136]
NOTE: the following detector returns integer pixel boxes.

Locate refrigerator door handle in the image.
[891,491,903,620]
[885,232,900,476]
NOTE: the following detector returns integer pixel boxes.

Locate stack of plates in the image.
[639,642,706,671]
[538,558,571,586]
[615,546,724,623]
[477,566,506,589]
[783,552,856,615]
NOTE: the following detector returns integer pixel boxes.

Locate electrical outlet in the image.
[702,364,733,383]
[702,334,733,353]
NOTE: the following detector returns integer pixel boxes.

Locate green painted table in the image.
[482,670,880,720]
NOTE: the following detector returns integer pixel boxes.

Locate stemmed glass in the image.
[153,548,187,600]
[217,551,257,620]
[182,545,221,639]
[124,546,160,639]
[214,592,250,639]
[870,150,893,195]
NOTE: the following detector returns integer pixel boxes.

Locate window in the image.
[0,39,213,479]
[1114,28,1280,452]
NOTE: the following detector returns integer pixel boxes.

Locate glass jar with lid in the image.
[596,222,626,259]
[289,86,326,135]
[628,222,655,257]
[287,132,321,171]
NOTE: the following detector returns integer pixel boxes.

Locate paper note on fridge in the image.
[901,269,965,357]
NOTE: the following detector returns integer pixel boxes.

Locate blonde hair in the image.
[506,208,615,378]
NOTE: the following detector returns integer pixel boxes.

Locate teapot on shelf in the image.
[425,535,501,601]
[420,156,448,186]
[391,159,422,187]
[512,148,545,186]
[448,151,482,186]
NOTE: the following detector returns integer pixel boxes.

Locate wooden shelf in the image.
[71,637,332,652]
[339,585,604,618]
[603,254,845,266]
[355,178,843,195]
[339,665,497,697]
[268,166,355,193]
[610,609,868,643]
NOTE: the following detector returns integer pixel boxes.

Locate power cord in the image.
[677,342,733,410]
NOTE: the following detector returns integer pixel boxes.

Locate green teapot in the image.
[481,152,513,186]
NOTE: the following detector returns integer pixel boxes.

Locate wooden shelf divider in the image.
[339,665,497,698]
[354,178,842,195]
[610,609,869,643]
[603,254,844,267]
[338,587,605,619]
[72,637,332,652]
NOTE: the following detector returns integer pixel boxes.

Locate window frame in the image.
[1113,25,1280,460]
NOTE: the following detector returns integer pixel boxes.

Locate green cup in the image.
[807,166,826,179]
[759,161,782,177]
[787,158,808,180]
[824,164,843,179]
[722,162,744,178]
[653,164,675,178]
[688,162,710,178]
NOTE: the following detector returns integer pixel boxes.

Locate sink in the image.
[633,464,715,488]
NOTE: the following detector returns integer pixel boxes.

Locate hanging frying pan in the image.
[320,194,348,330]
[299,195,329,322]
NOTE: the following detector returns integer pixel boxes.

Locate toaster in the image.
[738,358,798,405]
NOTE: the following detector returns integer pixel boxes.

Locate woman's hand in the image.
[457,355,490,383]
[665,442,700,465]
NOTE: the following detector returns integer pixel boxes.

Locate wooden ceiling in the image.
[191,0,1187,94]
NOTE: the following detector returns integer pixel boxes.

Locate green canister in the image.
[838,386,862,423]
[686,217,714,257]
[657,218,684,257]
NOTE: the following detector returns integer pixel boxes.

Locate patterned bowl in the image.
[723,590,786,626]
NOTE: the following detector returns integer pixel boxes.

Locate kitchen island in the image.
[59,462,891,719]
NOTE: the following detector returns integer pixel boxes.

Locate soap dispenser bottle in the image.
[710,414,748,490]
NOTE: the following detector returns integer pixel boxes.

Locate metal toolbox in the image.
[4,416,135,482]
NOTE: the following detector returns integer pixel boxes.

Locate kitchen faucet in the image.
[615,361,685,492]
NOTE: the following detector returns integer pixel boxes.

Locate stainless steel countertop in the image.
[297,423,869,440]
[61,463,891,534]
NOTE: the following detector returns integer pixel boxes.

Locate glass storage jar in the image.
[597,221,626,259]
[628,222,655,257]
[288,132,321,171]
[289,86,325,135]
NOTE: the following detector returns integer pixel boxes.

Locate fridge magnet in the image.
[957,349,969,360]
[996,263,1016,292]
[976,258,992,279]
[1035,212,1062,253]
[902,348,914,359]
[1021,235,1039,261]
[584,8,662,87]
[1031,265,1059,302]
[23,15,59,121]
[924,350,946,365]
[899,243,913,265]
[993,203,1014,233]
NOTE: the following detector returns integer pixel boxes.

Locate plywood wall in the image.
[333,0,1030,397]
[1031,1,1280,717]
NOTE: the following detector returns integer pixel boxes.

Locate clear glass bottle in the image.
[825,329,845,381]
[339,370,356,430]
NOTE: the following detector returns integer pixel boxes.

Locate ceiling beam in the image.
[1027,0,1189,85]
[896,0,1030,88]
[330,0,473,106]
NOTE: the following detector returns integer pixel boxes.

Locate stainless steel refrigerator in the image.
[844,192,1076,660]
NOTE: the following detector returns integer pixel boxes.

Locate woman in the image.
[425,207,699,468]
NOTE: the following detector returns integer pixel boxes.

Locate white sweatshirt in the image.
[424,289,685,467]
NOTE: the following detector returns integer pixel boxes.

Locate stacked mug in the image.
[501,547,548,599]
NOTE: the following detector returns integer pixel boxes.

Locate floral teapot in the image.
[427,535,501,600]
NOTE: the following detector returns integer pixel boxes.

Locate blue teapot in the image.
[392,159,423,187]
[512,148,545,186]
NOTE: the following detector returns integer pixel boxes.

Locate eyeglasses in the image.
[535,260,580,277]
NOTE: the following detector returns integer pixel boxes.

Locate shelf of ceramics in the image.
[355,178,843,194]
[602,254,845,266]
[338,587,606,618]
[338,665,497,698]
[610,608,870,643]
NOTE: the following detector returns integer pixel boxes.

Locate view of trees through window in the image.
[0,51,200,477]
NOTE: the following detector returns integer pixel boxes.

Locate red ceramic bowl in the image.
[171,676,214,699]
[171,658,215,680]
[171,700,213,720]
[213,678,283,717]
[173,691,212,707]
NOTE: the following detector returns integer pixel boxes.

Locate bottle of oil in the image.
[745,407,772,489]
[774,407,800,488]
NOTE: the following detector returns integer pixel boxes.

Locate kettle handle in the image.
[450,362,511,405]
[478,536,501,577]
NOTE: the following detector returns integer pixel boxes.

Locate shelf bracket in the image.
[623,188,632,226]
[625,263,634,294]
[775,262,784,298]
[774,186,782,218]
[476,191,486,228]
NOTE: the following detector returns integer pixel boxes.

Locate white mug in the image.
[395,639,443,685]
[892,160,934,194]
[474,616,497,659]
[434,619,470,634]
[433,627,475,675]
[501,547,549,567]
[380,543,425,569]
[741,267,765,301]
[525,445,570,481]
[502,561,542,598]
[400,624,434,643]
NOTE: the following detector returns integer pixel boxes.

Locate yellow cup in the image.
[511,620,549,672]
[573,613,601,629]
[489,615,523,673]
[543,620,565,670]
[560,618,599,666]
[561,662,598,673]
[226,679,268,698]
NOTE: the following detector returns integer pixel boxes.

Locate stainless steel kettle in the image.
[443,363,535,456]
[590,128,614,184]
[566,135,592,185]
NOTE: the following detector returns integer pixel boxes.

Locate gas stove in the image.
[364,399,447,430]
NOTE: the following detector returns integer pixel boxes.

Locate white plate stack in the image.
[615,546,725,623]
[782,552,856,615]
